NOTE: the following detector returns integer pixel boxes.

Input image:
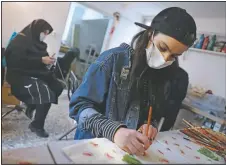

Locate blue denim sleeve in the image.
[69,51,113,122]
[69,51,127,141]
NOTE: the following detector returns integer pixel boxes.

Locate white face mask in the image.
[145,43,175,69]
[40,32,47,42]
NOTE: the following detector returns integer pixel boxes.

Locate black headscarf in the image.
[20,19,53,53]
[5,19,54,81]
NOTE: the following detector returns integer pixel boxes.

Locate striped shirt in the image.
[82,112,127,141]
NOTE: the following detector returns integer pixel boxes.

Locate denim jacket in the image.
[69,43,188,140]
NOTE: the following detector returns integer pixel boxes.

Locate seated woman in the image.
[69,7,196,155]
[5,19,64,138]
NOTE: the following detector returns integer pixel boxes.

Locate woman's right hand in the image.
[113,127,151,156]
[42,56,55,65]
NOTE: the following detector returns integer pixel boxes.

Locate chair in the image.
[56,47,97,140]
[1,82,29,120]
[58,124,77,140]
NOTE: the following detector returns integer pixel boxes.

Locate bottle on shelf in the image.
[207,35,216,51]
[202,36,209,50]
[195,34,204,49]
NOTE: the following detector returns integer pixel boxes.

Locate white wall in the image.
[2,2,70,54]
[108,18,141,49]
[179,51,226,98]
[108,6,143,49]
[80,2,143,50]
[195,17,226,35]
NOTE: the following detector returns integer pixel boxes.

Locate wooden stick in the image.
[146,106,153,136]
[182,119,194,127]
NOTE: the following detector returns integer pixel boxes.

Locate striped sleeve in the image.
[83,113,127,141]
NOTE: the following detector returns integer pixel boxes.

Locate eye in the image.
[158,45,168,52]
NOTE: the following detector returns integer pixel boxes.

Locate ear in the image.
[148,32,151,38]
[146,40,152,49]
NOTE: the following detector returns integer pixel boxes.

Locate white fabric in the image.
[62,131,225,164]
[62,138,126,164]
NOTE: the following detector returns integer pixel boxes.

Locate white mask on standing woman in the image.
[146,35,175,69]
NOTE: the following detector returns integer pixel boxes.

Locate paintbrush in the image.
[185,127,221,146]
[182,119,194,127]
[182,119,213,142]
[182,128,224,152]
[184,128,219,148]
[146,106,153,137]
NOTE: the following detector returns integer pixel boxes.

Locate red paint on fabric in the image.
[90,141,98,147]
[185,145,192,150]
[105,153,114,159]
[158,150,164,155]
[195,156,200,159]
[174,143,180,146]
[159,158,169,163]
[83,152,93,156]
[180,149,185,155]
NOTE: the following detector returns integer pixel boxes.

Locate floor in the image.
[2,90,75,151]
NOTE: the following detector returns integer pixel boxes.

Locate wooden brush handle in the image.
[146,107,153,136]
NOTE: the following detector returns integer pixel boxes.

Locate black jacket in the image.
[138,66,188,131]
[5,19,54,84]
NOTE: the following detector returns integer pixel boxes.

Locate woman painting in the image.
[5,19,64,138]
[69,7,196,155]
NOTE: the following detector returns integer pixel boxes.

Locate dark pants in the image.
[30,103,51,129]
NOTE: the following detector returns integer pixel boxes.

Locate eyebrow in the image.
[160,42,182,56]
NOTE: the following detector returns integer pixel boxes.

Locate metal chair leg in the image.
[58,125,77,140]
[2,108,17,118]
[2,104,28,119]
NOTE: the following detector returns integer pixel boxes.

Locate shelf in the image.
[197,31,226,39]
[188,48,226,57]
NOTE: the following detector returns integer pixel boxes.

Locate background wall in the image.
[195,17,226,35]
[179,51,226,98]
[80,2,143,49]
[2,2,70,54]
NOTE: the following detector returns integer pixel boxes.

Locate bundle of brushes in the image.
[180,119,226,157]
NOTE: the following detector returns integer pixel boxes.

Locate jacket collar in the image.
[120,43,135,55]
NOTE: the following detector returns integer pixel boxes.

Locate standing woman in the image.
[69,7,196,155]
[5,19,64,138]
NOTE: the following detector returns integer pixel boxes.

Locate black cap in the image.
[135,7,197,46]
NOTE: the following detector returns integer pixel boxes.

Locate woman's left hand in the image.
[137,124,158,142]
